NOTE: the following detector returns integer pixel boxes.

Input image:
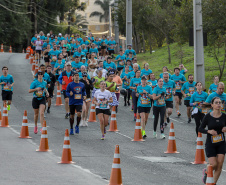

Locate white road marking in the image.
[170,118,184,124]
[222,169,226,173]
[116,132,133,140]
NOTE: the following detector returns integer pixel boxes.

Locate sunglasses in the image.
[214,101,222,104]
[38,73,43,75]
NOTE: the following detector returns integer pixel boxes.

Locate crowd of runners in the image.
[1,30,226,184]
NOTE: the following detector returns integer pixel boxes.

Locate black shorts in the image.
[66,51,71,56]
[175,92,183,99]
[70,105,82,115]
[205,142,225,158]
[32,97,46,109]
[48,88,53,98]
[108,50,114,55]
[63,90,69,99]
[36,50,42,55]
[166,101,173,108]
[2,91,13,101]
[184,100,191,107]
[55,75,59,81]
[98,48,101,51]
[96,108,111,115]
[101,46,107,49]
[117,67,124,71]
[138,107,151,113]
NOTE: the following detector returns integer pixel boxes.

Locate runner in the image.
[0,66,14,110]
[71,56,83,72]
[107,37,116,55]
[208,76,219,94]
[103,57,116,71]
[46,65,56,114]
[43,44,51,66]
[92,69,106,98]
[93,61,108,78]
[199,97,226,184]
[190,82,208,136]
[87,53,98,78]
[53,56,65,87]
[181,74,196,123]
[137,76,153,139]
[93,81,113,140]
[29,71,49,134]
[58,62,75,119]
[179,64,188,75]
[129,70,141,121]
[152,78,167,139]
[160,66,172,79]
[163,72,175,126]
[113,70,122,112]
[80,72,93,126]
[34,36,43,63]
[141,63,152,78]
[171,67,186,117]
[120,65,131,106]
[115,49,126,74]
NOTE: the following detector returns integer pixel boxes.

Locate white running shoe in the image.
[153,131,157,138]
[79,120,84,127]
[160,134,166,139]
[84,120,88,127]
[152,115,155,119]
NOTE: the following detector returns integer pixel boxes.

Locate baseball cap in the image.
[82,57,86,60]
[59,33,62,36]
[141,76,147,80]
[37,70,43,75]
[65,62,71,66]
[73,71,79,75]
[82,72,88,77]
[37,36,40,38]
[47,33,50,36]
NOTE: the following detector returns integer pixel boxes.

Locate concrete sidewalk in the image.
[0,127,107,185]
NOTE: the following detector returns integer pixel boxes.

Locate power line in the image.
[3,0,31,7]
[30,1,58,14]
[0,3,31,14]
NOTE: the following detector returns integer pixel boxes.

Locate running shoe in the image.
[160,134,166,139]
[75,125,79,134]
[47,108,50,113]
[65,113,69,119]
[177,112,181,117]
[202,168,207,184]
[79,120,84,127]
[164,122,168,127]
[124,102,126,106]
[152,115,155,119]
[127,101,130,106]
[44,113,46,118]
[101,135,105,140]
[104,127,106,134]
[153,131,157,138]
[7,105,11,111]
[84,121,88,127]
[188,118,191,123]
[70,128,74,135]
[134,116,136,121]
[34,126,38,134]
[143,135,147,139]
[167,117,170,123]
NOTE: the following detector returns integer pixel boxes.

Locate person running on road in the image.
[58,62,75,119]
[120,65,131,106]
[34,36,43,63]
[163,72,175,126]
[152,78,167,139]
[130,70,141,121]
[0,66,14,111]
[93,81,113,140]
[181,74,196,123]
[113,70,122,112]
[179,64,188,75]
[80,72,93,127]
[190,82,208,136]
[53,56,65,87]
[137,76,153,139]
[29,71,49,134]
[171,67,186,117]
[43,44,51,66]
[66,72,86,135]
[92,69,105,98]
[208,76,219,94]
[160,66,172,79]
[141,63,152,78]
[46,65,56,113]
[147,73,157,110]
[199,97,226,184]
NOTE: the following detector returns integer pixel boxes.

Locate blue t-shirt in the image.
[48,50,60,58]
[190,91,208,113]
[115,55,126,68]
[124,49,136,57]
[66,81,86,105]
[153,86,167,107]
[163,80,176,102]
[147,79,157,91]
[40,35,45,40]
[42,42,52,49]
[209,83,218,93]
[89,48,98,55]
[137,85,153,107]
[180,70,186,75]
[205,92,226,113]
[107,40,116,50]
[129,78,141,91]
[81,40,90,47]
[73,51,85,58]
[30,80,47,100]
[122,66,133,73]
[54,62,65,76]
[120,72,130,89]
[34,72,51,84]
[181,81,196,100]
[77,37,83,43]
[170,74,186,92]
[103,62,116,70]
[100,39,108,45]
[81,62,88,68]
[71,61,83,71]
[82,49,88,54]
[0,74,14,91]
[93,41,100,48]
[141,69,153,77]
[159,73,172,79]
[31,37,37,44]
[57,37,65,41]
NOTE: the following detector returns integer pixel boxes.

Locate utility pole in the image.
[34,1,37,34]
[126,0,132,47]
[193,0,205,86]
[68,8,71,34]
[109,5,112,37]
[114,0,119,53]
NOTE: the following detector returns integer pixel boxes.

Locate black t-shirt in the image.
[80,79,93,98]
[199,112,226,145]
[47,72,56,90]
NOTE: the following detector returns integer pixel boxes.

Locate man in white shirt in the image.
[93,61,107,78]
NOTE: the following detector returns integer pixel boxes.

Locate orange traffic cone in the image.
[0,103,9,127]
[108,106,119,132]
[26,47,30,59]
[206,165,214,185]
[0,106,2,122]
[109,145,123,185]
[1,44,4,52]
[58,129,75,164]
[88,99,97,122]
[164,123,179,154]
[9,46,12,53]
[36,121,51,152]
[22,49,24,53]
[30,54,33,64]
[191,132,207,164]
[19,110,31,139]
[132,114,144,141]
[55,85,63,106]
[32,58,35,71]
[34,60,39,75]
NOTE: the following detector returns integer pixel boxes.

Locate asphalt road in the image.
[1,53,226,185]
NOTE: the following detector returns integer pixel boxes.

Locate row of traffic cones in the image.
[0,44,12,53]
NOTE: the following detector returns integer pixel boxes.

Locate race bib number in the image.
[36,90,43,97]
[157,97,165,105]
[221,102,226,113]
[165,87,172,99]
[124,80,129,86]
[86,98,91,102]
[175,82,181,90]
[74,94,81,99]
[189,87,195,95]
[211,134,224,143]
[140,94,150,105]
[3,84,11,90]
[119,61,124,66]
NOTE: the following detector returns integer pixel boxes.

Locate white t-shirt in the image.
[94,89,112,109]
[35,40,43,50]
[93,68,108,78]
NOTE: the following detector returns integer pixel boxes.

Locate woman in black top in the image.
[199,97,226,184]
[80,72,93,126]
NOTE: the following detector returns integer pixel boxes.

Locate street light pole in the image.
[193,0,205,86]
[126,0,132,47]
[109,5,112,37]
